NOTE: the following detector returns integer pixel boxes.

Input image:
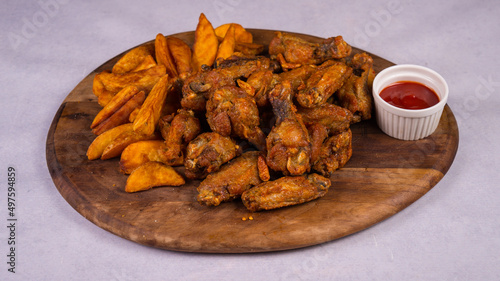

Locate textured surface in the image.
[1,0,499,280]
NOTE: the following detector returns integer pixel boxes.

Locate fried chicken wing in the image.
[181,56,275,111]
[184,132,241,179]
[159,109,201,166]
[266,81,311,175]
[311,129,352,177]
[277,64,317,91]
[268,32,352,65]
[242,64,317,108]
[298,103,353,134]
[206,85,266,151]
[335,52,375,122]
[298,103,353,165]
[296,61,352,108]
[241,173,331,211]
[243,69,277,107]
[197,151,263,206]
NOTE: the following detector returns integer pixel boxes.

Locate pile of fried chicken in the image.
[163,32,375,211]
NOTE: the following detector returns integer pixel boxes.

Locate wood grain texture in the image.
[46,30,459,253]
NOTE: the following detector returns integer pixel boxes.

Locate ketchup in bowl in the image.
[379,81,440,110]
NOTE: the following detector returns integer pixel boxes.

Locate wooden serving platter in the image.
[46,29,459,253]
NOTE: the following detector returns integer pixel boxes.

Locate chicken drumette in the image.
[206,85,266,151]
[268,31,352,65]
[266,81,311,176]
[296,61,352,108]
[311,129,352,177]
[184,132,241,179]
[335,52,375,122]
[181,56,276,111]
[297,103,353,166]
[298,103,354,134]
[241,173,331,211]
[158,109,201,166]
[197,151,263,206]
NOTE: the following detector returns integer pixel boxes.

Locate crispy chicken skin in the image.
[335,52,375,122]
[268,32,352,65]
[241,173,331,211]
[184,132,241,179]
[298,103,353,166]
[159,109,201,166]
[244,64,318,108]
[296,61,352,108]
[277,64,317,91]
[181,56,275,111]
[244,69,276,107]
[298,103,354,135]
[266,81,311,175]
[206,85,266,151]
[197,151,263,206]
[311,129,352,177]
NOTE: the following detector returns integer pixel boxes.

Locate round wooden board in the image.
[46,29,459,253]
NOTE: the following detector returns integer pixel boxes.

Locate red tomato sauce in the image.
[380,81,440,110]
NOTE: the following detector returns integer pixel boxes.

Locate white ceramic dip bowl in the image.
[372,64,449,140]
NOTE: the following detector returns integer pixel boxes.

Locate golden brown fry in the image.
[112,45,154,74]
[167,37,193,78]
[133,75,171,136]
[215,23,253,44]
[96,92,114,107]
[92,91,146,135]
[128,106,140,122]
[125,162,185,193]
[119,140,169,174]
[216,24,236,61]
[91,85,140,129]
[92,73,112,103]
[130,54,157,72]
[155,33,178,78]
[92,65,166,106]
[86,123,134,160]
[101,130,161,160]
[192,13,219,70]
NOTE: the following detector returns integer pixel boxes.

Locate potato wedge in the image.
[119,140,168,174]
[92,91,146,135]
[133,75,171,136]
[167,36,193,77]
[92,73,116,106]
[155,33,178,78]
[87,123,134,160]
[96,90,115,107]
[91,85,140,129]
[216,24,236,61]
[215,23,253,44]
[92,65,166,101]
[112,45,154,74]
[128,106,140,122]
[130,54,157,72]
[125,162,185,193]
[101,130,161,160]
[192,13,219,70]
